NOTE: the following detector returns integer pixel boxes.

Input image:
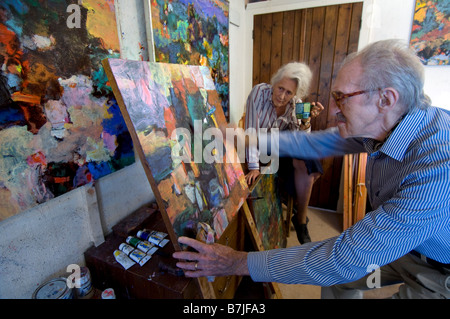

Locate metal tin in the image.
[32,277,74,299]
[75,267,93,299]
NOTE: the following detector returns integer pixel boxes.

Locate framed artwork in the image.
[410,0,450,65]
[103,59,248,248]
[147,0,230,119]
[0,0,134,220]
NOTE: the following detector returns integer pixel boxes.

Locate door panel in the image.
[252,2,363,210]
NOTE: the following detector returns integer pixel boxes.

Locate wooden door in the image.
[252,2,363,210]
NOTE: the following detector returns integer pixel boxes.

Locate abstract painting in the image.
[410,0,450,65]
[103,59,248,244]
[149,0,230,119]
[0,0,134,220]
[247,173,285,250]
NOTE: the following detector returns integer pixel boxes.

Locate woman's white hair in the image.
[270,62,312,99]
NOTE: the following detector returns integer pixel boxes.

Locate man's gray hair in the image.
[342,39,431,111]
[270,62,312,99]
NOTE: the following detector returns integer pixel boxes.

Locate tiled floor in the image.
[277,207,401,299]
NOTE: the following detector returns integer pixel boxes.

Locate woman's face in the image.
[272,77,297,108]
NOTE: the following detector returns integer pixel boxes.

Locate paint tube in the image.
[138,230,169,248]
[119,243,151,266]
[113,249,135,270]
[126,236,158,255]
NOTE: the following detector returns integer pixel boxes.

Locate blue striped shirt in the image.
[248,106,450,286]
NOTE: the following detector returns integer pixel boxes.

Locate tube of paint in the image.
[139,230,169,248]
[126,236,158,255]
[119,243,151,266]
[113,249,135,270]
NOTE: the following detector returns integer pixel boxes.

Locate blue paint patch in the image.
[87,161,113,180]
[0,104,25,126]
[145,145,173,182]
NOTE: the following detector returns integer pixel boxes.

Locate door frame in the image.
[242,0,375,101]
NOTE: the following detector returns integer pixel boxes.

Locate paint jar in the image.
[75,267,94,299]
[126,236,158,255]
[295,102,311,119]
[101,288,115,299]
[32,277,74,299]
[119,243,151,266]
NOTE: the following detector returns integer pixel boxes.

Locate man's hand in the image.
[172,236,249,278]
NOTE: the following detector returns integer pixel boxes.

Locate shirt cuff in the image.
[247,163,260,170]
[247,251,273,282]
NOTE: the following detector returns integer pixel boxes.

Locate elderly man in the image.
[173,39,450,299]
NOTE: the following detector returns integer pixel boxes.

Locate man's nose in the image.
[330,98,340,113]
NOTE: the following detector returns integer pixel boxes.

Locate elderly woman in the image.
[244,62,324,244]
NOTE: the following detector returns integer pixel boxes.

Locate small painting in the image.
[247,173,285,250]
[410,0,450,65]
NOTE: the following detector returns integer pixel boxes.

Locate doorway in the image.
[252,2,363,210]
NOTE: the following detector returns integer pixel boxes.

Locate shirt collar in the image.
[364,108,425,161]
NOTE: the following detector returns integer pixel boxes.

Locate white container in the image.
[101,288,115,299]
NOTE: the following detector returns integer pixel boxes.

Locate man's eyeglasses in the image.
[331,89,380,108]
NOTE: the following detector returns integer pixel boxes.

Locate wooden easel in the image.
[343,153,367,230]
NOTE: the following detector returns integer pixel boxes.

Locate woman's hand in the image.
[310,102,324,118]
[245,169,260,186]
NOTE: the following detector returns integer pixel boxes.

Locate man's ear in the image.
[378,87,399,111]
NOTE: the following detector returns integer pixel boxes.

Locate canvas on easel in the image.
[103,58,285,299]
[102,58,248,250]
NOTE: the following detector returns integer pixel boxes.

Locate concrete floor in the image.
[278,207,401,299]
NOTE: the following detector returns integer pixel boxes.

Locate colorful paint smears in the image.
[0,0,134,220]
[410,0,450,66]
[104,59,247,240]
[248,173,285,250]
[150,0,230,119]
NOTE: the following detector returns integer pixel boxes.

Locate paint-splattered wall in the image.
[149,0,230,119]
[0,0,134,220]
